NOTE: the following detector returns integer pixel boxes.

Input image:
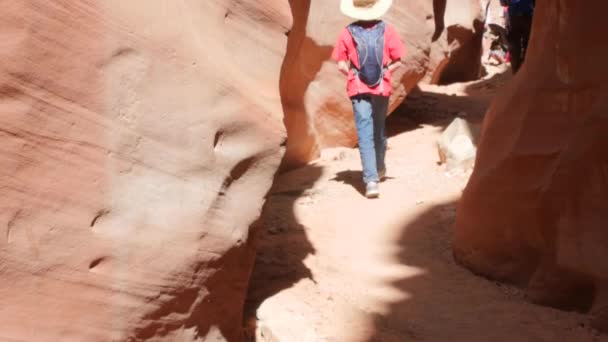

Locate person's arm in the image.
[337,60,350,76]
[387,59,403,72]
[331,29,351,77]
[387,26,406,73]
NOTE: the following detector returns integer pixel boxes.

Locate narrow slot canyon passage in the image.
[244,64,606,342]
[4,0,608,340]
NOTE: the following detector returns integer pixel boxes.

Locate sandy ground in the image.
[244,66,606,342]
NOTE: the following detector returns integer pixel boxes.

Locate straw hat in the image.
[340,0,393,21]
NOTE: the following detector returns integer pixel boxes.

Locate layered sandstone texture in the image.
[454,0,608,314]
[0,1,289,341]
[282,0,485,168]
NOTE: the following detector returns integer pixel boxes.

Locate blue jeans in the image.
[351,94,388,184]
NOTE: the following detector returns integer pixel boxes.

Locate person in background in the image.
[331,0,406,198]
[501,0,535,73]
[483,4,510,66]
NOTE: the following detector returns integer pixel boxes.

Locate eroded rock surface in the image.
[454,0,608,316]
[0,1,289,340]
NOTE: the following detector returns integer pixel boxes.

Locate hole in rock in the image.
[89,257,107,270]
[90,209,111,228]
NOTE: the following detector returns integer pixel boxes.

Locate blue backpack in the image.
[347,21,386,89]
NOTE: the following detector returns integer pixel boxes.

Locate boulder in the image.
[454,0,608,316]
[282,0,486,169]
[0,1,289,341]
[437,117,478,171]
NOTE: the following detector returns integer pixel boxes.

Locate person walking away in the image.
[501,0,535,73]
[331,0,406,198]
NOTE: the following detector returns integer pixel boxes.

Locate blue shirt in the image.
[509,0,534,16]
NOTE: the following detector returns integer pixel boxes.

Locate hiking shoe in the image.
[378,168,386,181]
[365,182,380,198]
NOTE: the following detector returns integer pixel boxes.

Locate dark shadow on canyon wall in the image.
[243,165,321,340]
[431,0,486,84]
[432,0,447,42]
[244,0,325,338]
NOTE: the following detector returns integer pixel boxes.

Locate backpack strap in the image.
[347,24,364,95]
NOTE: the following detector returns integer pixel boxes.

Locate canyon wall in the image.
[0,1,289,340]
[454,0,608,316]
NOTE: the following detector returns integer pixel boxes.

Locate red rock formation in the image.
[432,0,485,84]
[0,1,289,340]
[454,0,608,314]
[281,0,486,168]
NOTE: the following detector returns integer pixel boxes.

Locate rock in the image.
[254,290,320,342]
[437,117,477,170]
[0,1,289,341]
[281,0,487,168]
[431,0,486,85]
[453,1,608,316]
[320,147,354,162]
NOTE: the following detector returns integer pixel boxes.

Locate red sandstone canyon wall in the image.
[454,0,608,315]
[0,1,290,340]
